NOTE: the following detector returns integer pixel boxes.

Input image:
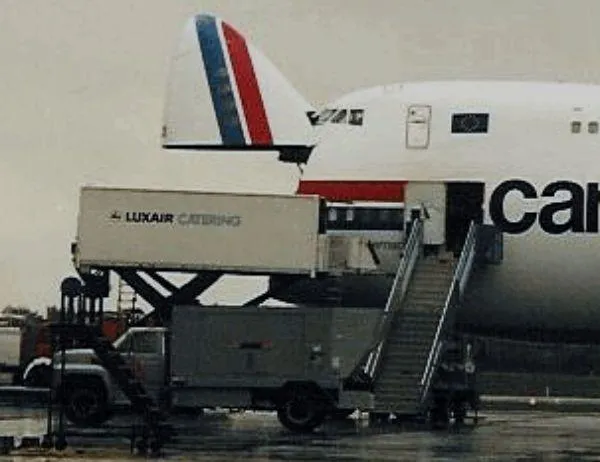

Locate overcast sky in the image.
[2,0,600,312]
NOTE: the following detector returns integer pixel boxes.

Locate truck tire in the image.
[276,390,326,433]
[63,381,109,427]
[22,357,52,388]
[23,364,52,388]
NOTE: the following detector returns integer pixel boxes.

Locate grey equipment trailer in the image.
[169,305,379,432]
[52,186,501,451]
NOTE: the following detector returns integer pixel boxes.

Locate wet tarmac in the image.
[2,405,600,461]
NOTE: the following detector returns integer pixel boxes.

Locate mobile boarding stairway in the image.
[49,187,502,454]
[349,219,495,425]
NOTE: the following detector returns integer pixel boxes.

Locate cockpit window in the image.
[331,109,348,124]
[314,108,364,126]
[349,109,365,125]
[315,108,336,125]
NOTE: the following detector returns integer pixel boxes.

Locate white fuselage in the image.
[294,81,600,335]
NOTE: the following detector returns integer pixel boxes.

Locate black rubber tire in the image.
[23,365,52,388]
[450,400,467,425]
[63,382,109,427]
[277,392,326,433]
[429,404,450,430]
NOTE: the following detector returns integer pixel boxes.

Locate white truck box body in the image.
[0,327,20,369]
[75,187,322,274]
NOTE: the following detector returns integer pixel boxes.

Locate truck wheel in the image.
[429,399,450,430]
[63,382,109,427]
[449,399,467,426]
[23,364,52,388]
[277,392,326,433]
[22,357,52,388]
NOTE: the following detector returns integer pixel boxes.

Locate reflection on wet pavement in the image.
[2,407,600,461]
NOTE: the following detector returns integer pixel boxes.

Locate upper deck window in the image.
[451,113,489,134]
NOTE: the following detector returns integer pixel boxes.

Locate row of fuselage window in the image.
[326,206,405,231]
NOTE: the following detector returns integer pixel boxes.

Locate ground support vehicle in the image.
[50,187,501,452]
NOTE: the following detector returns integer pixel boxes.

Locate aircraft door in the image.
[406,105,432,149]
[404,182,446,246]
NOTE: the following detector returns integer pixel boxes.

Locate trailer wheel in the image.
[429,397,450,430]
[277,390,326,433]
[449,399,467,426]
[63,381,109,427]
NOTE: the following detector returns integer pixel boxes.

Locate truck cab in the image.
[54,327,166,426]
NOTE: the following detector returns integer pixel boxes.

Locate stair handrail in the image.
[419,221,478,404]
[358,219,424,379]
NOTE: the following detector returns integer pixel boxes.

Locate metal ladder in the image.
[53,277,164,454]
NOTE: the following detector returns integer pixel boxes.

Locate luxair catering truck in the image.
[58,187,383,432]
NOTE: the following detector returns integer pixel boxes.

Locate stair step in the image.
[376,387,420,396]
[406,296,446,304]
[375,393,419,403]
[381,349,433,360]
[376,373,422,383]
[388,326,437,336]
[377,369,422,377]
[390,336,437,344]
[409,280,452,288]
[380,359,429,369]
[379,364,426,373]
[398,319,440,327]
[383,346,430,356]
[377,369,422,378]
[393,321,439,330]
[376,382,421,391]
[399,312,441,320]
[410,283,452,289]
[379,363,427,373]
[387,327,436,336]
[389,327,437,336]
[410,279,453,287]
[375,399,419,407]
[374,398,419,409]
